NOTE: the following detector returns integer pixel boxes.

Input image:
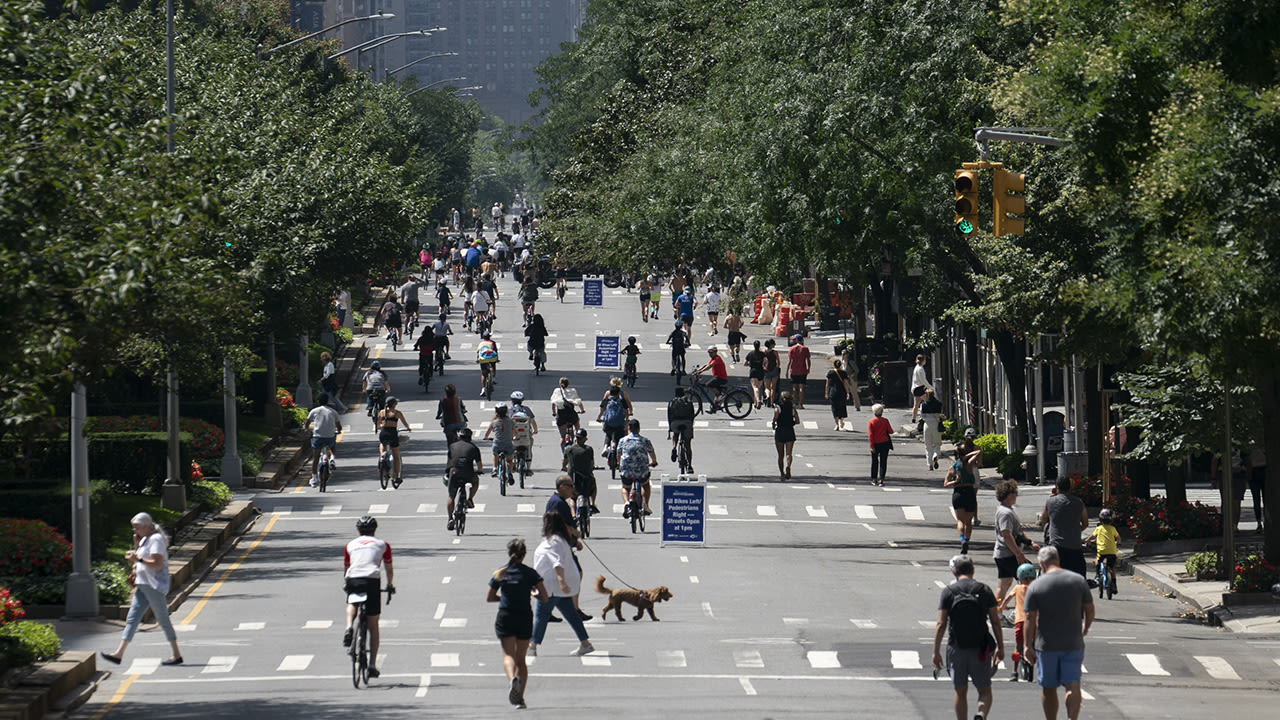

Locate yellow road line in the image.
[91,673,138,720]
[178,513,282,625]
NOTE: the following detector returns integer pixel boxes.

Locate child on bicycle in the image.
[1086,508,1121,596]
[622,336,641,378]
[999,562,1036,681]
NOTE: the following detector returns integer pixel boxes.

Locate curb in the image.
[1128,557,1229,627]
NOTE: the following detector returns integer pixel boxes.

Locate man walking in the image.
[1039,476,1090,577]
[932,555,1003,720]
[1024,546,1094,720]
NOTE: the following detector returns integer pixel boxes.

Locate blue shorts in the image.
[1036,648,1084,688]
[492,441,514,457]
[311,436,336,450]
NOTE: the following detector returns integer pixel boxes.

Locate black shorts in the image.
[405,299,420,315]
[995,554,1019,579]
[669,420,693,441]
[707,377,727,391]
[378,428,400,448]
[448,470,476,498]
[621,474,651,488]
[556,406,580,427]
[727,331,746,346]
[748,368,765,380]
[790,374,808,386]
[571,471,597,499]
[344,576,382,616]
[495,608,533,640]
[951,487,977,513]
[913,385,926,397]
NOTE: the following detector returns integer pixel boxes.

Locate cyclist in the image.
[305,392,342,488]
[691,346,729,408]
[524,314,549,372]
[381,295,403,346]
[617,419,659,516]
[484,403,516,483]
[412,332,436,389]
[362,361,390,422]
[666,386,696,471]
[343,515,395,678]
[470,283,493,332]
[431,312,453,361]
[375,396,411,488]
[477,331,500,397]
[435,281,453,316]
[622,336,641,380]
[436,383,468,443]
[399,275,425,329]
[562,429,599,514]
[703,284,722,336]
[1086,508,1121,597]
[596,379,633,451]
[518,277,539,326]
[666,320,689,376]
[492,235,510,276]
[446,428,482,531]
[509,390,539,466]
[550,377,585,442]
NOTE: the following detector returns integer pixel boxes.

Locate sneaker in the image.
[447,519,455,531]
[466,498,475,509]
[960,540,970,555]
[392,476,403,489]
[367,667,380,679]
[1010,671,1019,682]
[643,506,652,516]
[309,474,318,488]
[571,642,595,656]
[590,504,600,515]
[508,475,515,485]
[671,448,678,462]
[509,676,522,706]
[527,645,537,657]
[623,505,631,519]
[578,608,592,622]
[342,627,353,647]
[491,469,499,477]
[547,614,562,623]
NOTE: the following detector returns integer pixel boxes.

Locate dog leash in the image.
[579,539,642,591]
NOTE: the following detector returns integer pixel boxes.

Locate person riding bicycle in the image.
[622,336,641,378]
[362,361,390,420]
[518,278,539,325]
[435,281,453,317]
[550,377,585,441]
[484,403,516,484]
[509,390,539,465]
[343,515,395,678]
[376,396,411,488]
[616,419,659,516]
[399,275,425,328]
[666,320,689,376]
[477,331,500,396]
[562,428,599,514]
[381,295,403,344]
[432,312,453,360]
[1086,508,1121,597]
[692,346,729,408]
[446,428,482,531]
[596,379,633,450]
[666,386,697,471]
[525,314,549,372]
[305,392,342,488]
[470,284,493,332]
[413,332,436,387]
[436,383,468,443]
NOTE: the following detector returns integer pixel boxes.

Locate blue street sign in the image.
[594,336,620,370]
[583,278,603,307]
[661,480,706,546]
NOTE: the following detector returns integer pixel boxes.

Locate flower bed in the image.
[1232,554,1280,593]
[1061,472,1222,543]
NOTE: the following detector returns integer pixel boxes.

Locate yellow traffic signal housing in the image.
[993,167,1026,236]
[953,168,980,236]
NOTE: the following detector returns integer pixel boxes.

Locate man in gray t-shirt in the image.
[1039,476,1089,577]
[1024,546,1094,720]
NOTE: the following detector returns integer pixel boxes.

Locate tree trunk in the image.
[1085,366,1104,477]
[990,329,1028,450]
[1258,374,1280,563]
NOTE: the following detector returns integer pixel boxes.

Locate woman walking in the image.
[824,360,852,431]
[772,391,800,480]
[529,513,594,658]
[100,513,183,667]
[638,278,652,322]
[867,404,895,486]
[320,351,347,413]
[744,340,766,408]
[762,338,781,407]
[487,538,548,708]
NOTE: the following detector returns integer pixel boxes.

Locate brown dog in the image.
[595,575,673,621]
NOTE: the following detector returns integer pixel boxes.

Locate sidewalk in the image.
[1128,550,1280,634]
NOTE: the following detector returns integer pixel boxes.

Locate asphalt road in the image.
[67,273,1280,719]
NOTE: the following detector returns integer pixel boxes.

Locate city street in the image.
[66,278,1280,719]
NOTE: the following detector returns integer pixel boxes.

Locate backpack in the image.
[386,306,402,325]
[669,396,695,421]
[477,340,498,362]
[602,395,626,427]
[947,581,993,650]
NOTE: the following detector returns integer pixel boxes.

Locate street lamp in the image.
[260,11,395,57]
[404,76,466,97]
[384,52,459,78]
[326,28,441,61]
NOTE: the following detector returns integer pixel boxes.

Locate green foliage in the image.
[92,561,133,605]
[940,419,963,444]
[336,327,354,346]
[974,433,1008,469]
[997,450,1025,479]
[1115,363,1260,465]
[0,519,71,579]
[1233,554,1280,593]
[0,620,61,667]
[188,480,233,513]
[351,310,366,327]
[1185,551,1222,579]
[284,406,308,429]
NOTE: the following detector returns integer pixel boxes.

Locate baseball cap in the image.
[964,427,977,438]
[792,334,803,341]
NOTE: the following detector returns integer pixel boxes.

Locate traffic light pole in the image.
[973,127,1069,161]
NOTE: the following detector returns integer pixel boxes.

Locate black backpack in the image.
[947,581,992,650]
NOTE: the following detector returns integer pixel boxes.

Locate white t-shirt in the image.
[533,534,579,597]
[911,364,930,390]
[135,532,171,594]
[703,291,722,313]
[307,405,340,438]
[344,536,391,579]
[471,290,491,313]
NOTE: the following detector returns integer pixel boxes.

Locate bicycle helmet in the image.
[1099,508,1115,524]
[1016,562,1037,581]
[495,402,508,411]
[510,390,525,401]
[674,320,683,329]
[356,515,378,535]
[576,428,588,439]
[627,336,636,344]
[370,360,381,371]
[481,331,491,339]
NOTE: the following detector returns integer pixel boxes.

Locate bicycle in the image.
[377,447,393,490]
[624,476,646,533]
[556,280,567,302]
[531,347,546,375]
[513,446,531,489]
[475,313,493,337]
[453,477,471,535]
[434,343,447,375]
[318,446,335,492]
[405,313,417,340]
[686,373,754,419]
[464,303,475,332]
[347,584,394,688]
[388,327,400,352]
[418,357,433,393]
[367,390,387,427]
[623,361,637,388]
[480,366,497,400]
[603,438,620,479]
[670,350,686,380]
[575,476,591,539]
[496,450,515,496]
[674,430,693,476]
[1095,556,1116,600]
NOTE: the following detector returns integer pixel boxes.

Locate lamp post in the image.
[260,11,395,57]
[384,52,459,79]
[325,29,440,62]
[405,76,466,98]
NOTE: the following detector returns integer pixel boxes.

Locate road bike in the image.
[377,447,393,490]
[531,347,547,375]
[603,438,620,479]
[575,475,592,539]
[434,342,447,375]
[623,361,637,388]
[418,356,433,393]
[496,450,514,497]
[1095,555,1116,599]
[513,446,531,489]
[347,584,393,688]
[388,327,400,352]
[480,364,497,399]
[674,428,693,476]
[453,477,472,535]
[670,350,686,381]
[623,476,647,533]
[367,390,387,427]
[318,446,335,492]
[686,373,754,419]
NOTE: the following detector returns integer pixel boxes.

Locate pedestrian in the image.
[993,480,1038,600]
[528,512,594,658]
[910,354,933,423]
[1024,546,1094,720]
[319,352,347,413]
[762,338,781,407]
[786,334,811,409]
[772,391,800,480]
[723,309,745,362]
[999,562,1038,681]
[744,340,766,408]
[336,289,350,328]
[920,388,942,469]
[824,359,851,431]
[100,513,183,667]
[931,554,1003,720]
[867,403,894,486]
[546,474,591,620]
[488,539,547,708]
[1038,476,1089,577]
[1248,448,1267,533]
[840,343,861,412]
[945,443,980,554]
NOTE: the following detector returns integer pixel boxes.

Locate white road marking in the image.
[783,618,809,627]
[756,505,777,516]
[802,421,819,430]
[934,580,947,589]
[271,506,292,515]
[433,603,446,620]
[805,463,814,468]
[321,505,341,516]
[517,503,535,513]
[918,620,936,628]
[277,655,313,671]
[710,505,728,515]
[861,523,876,531]
[440,618,467,628]
[203,656,237,674]
[742,484,763,489]
[850,619,878,629]
[1194,655,1241,680]
[680,556,689,563]
[1080,689,1095,701]
[612,503,626,514]
[855,505,876,519]
[303,620,332,630]
[415,674,432,698]
[807,651,840,668]
[882,487,902,492]
[891,650,922,669]
[442,577,452,584]
[657,650,687,668]
[730,421,745,427]
[472,504,486,512]
[174,624,196,632]
[575,343,586,349]
[236,622,265,631]
[911,561,922,568]
[368,504,389,514]
[690,576,700,584]
[702,602,715,618]
[734,649,764,668]
[887,541,899,548]
[431,653,460,667]
[417,503,437,513]
[903,506,925,520]
[409,422,424,430]
[581,651,611,667]
[806,505,828,518]
[739,677,757,695]
[1125,653,1170,676]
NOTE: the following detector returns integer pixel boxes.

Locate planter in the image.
[1221,591,1280,608]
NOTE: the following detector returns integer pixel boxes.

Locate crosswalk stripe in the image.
[271,506,292,515]
[1194,655,1240,680]
[734,649,764,668]
[203,656,237,674]
[440,618,467,628]
[891,650,922,669]
[302,620,332,629]
[1125,653,1170,676]
[581,651,611,667]
[710,505,728,515]
[368,504,389,514]
[903,506,925,520]
[321,505,341,516]
[124,658,159,675]
[517,503,536,513]
[757,505,777,516]
[807,651,840,668]
[236,622,265,631]
[431,653,460,667]
[855,505,877,519]
[657,650,687,668]
[417,503,437,513]
[802,421,819,430]
[850,619,878,629]
[806,505,828,518]
[277,655,313,671]
[472,504,487,512]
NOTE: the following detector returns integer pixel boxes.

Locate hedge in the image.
[0,479,114,558]
[0,620,61,667]
[0,432,192,494]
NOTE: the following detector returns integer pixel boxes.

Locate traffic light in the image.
[993,167,1026,236]
[953,168,979,236]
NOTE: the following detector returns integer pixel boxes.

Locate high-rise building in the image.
[288,0,585,126]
